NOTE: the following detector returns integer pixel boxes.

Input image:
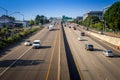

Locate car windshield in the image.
[108,50,112,53]
[33,42,40,44]
[88,45,93,47]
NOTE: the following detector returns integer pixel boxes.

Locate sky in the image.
[0,0,119,20]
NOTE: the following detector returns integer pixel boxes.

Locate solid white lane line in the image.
[0,47,32,77]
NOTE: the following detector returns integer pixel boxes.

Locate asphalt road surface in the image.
[64,25,120,80]
[0,23,74,80]
[1,22,120,80]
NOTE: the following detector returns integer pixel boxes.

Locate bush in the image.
[7,37,14,44]
[30,28,39,33]
[0,27,40,49]
[0,40,7,49]
[12,33,21,41]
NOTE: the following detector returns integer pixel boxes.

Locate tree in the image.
[29,19,35,26]
[35,15,41,25]
[103,2,120,31]
[35,15,49,25]
[83,16,102,30]
[83,16,91,27]
[84,16,100,26]
[9,16,15,21]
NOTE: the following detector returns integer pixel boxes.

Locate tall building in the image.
[83,11,103,20]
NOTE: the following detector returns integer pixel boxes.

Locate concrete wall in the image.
[87,31,120,46]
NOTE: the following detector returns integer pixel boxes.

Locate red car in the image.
[73,27,76,30]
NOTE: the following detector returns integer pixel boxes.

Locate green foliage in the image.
[35,15,49,25]
[9,16,15,21]
[92,22,103,31]
[12,33,21,41]
[30,28,39,33]
[0,41,6,49]
[1,27,7,34]
[7,37,14,44]
[29,19,35,26]
[81,15,103,31]
[0,28,40,49]
[83,16,100,27]
[103,2,120,31]
[83,16,91,27]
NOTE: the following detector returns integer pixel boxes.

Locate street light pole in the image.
[0,7,8,28]
[0,6,8,16]
[9,12,24,21]
[20,13,24,21]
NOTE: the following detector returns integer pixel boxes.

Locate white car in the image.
[103,50,114,57]
[98,31,104,34]
[32,40,41,49]
[24,40,32,46]
[78,37,84,41]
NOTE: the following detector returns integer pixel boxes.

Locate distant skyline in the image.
[0,0,119,20]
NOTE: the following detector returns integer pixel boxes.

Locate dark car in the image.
[85,44,94,51]
[73,27,76,30]
[81,32,85,36]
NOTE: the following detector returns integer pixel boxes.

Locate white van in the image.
[49,25,54,31]
[32,40,41,48]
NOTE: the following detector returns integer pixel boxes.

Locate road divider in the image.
[62,26,81,80]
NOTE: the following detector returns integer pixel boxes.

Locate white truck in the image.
[48,24,54,31]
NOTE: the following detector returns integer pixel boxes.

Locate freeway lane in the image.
[0,26,49,73]
[64,26,120,80]
[0,23,70,80]
[0,25,57,80]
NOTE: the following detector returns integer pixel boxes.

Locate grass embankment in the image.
[0,27,43,50]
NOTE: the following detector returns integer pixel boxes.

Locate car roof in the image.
[33,40,40,42]
[86,44,93,45]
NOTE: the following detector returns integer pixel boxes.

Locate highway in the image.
[64,25,120,80]
[0,23,73,80]
[0,22,120,80]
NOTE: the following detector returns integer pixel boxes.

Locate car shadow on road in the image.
[0,59,44,67]
[110,55,120,58]
[51,29,59,31]
[80,39,88,41]
[40,46,51,49]
[0,42,22,57]
[93,48,104,52]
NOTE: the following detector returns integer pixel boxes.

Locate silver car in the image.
[103,50,113,57]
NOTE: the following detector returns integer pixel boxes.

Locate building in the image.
[83,11,103,20]
[0,15,14,23]
[0,15,15,28]
[15,20,29,28]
